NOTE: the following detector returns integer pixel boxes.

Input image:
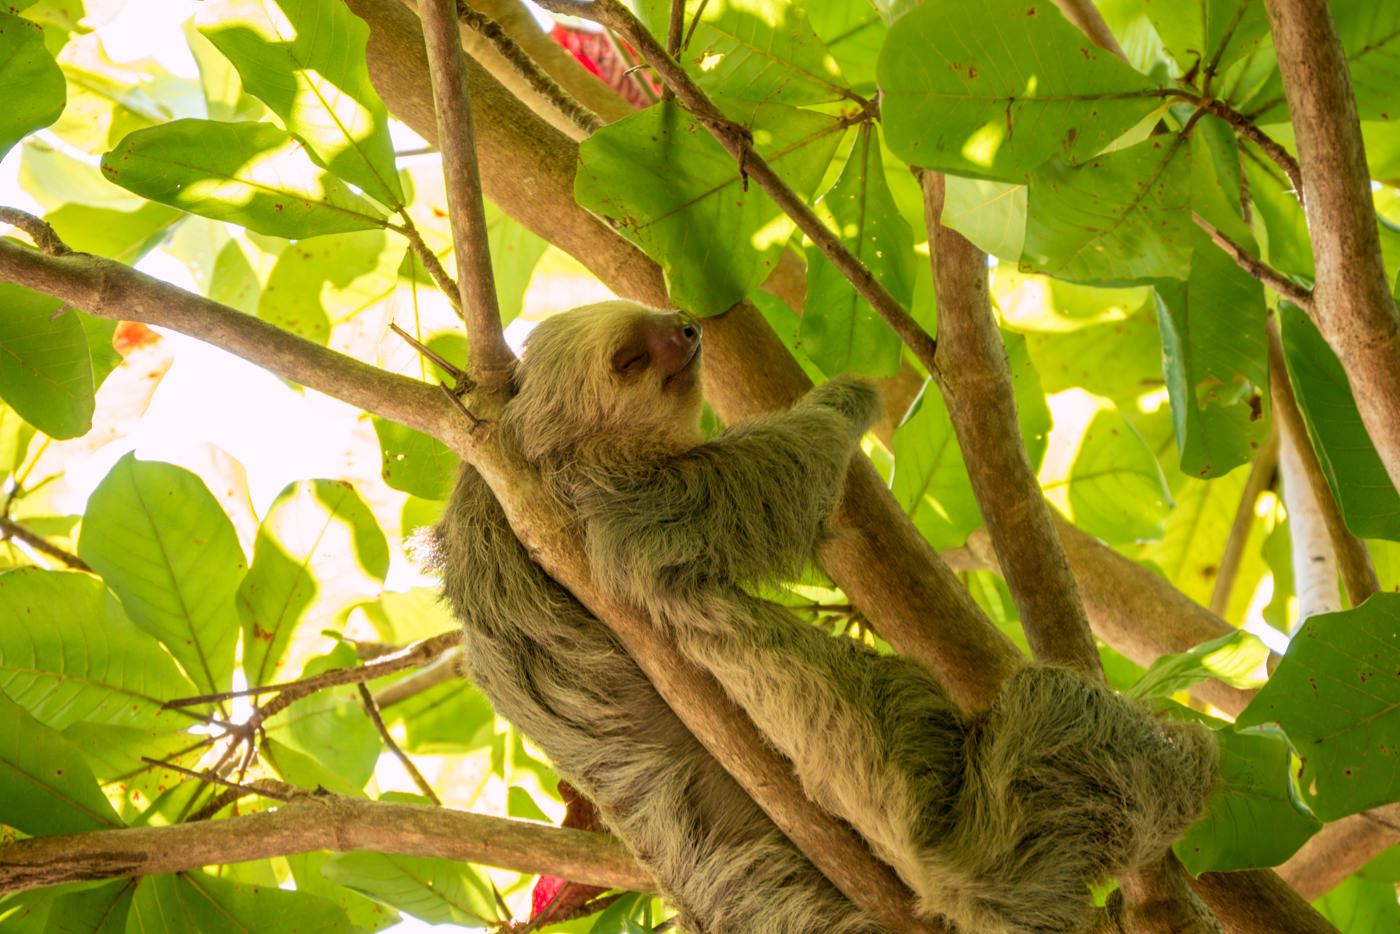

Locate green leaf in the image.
[878,0,1162,181]
[322,850,499,926]
[1142,0,1270,84]
[1023,301,1161,402]
[1136,466,1250,605]
[577,99,844,316]
[1154,225,1269,478]
[239,479,389,687]
[891,381,980,550]
[77,455,245,696]
[268,646,381,790]
[800,127,915,377]
[373,418,457,501]
[1241,154,1311,278]
[641,0,849,105]
[36,880,133,934]
[1315,874,1400,934]
[1022,137,1193,284]
[128,870,354,934]
[43,201,182,265]
[0,688,124,836]
[197,0,403,208]
[1126,630,1269,701]
[942,177,1026,261]
[100,118,386,239]
[393,676,494,754]
[0,568,197,732]
[0,12,65,161]
[1236,595,1400,820]
[1174,722,1321,874]
[256,228,392,344]
[1278,302,1400,541]
[1039,392,1172,545]
[0,284,95,439]
[806,0,886,91]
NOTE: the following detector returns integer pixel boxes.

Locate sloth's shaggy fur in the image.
[424,301,1218,934]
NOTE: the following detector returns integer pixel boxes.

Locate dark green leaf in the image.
[0,284,94,439]
[77,455,245,695]
[198,0,404,208]
[0,12,65,161]
[101,119,386,239]
[1278,303,1400,541]
[1142,0,1270,85]
[239,479,389,687]
[1175,722,1321,874]
[800,127,915,377]
[577,99,843,316]
[807,0,886,91]
[1236,595,1400,820]
[0,688,124,836]
[1022,137,1193,284]
[879,0,1162,181]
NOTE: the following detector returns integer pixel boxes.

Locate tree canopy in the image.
[0,0,1398,931]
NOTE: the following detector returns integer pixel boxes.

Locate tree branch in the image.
[0,796,650,896]
[921,170,1096,674]
[420,0,514,386]
[1262,0,1400,498]
[1191,868,1339,934]
[1277,802,1400,900]
[0,515,90,571]
[0,240,461,449]
[1267,320,1379,606]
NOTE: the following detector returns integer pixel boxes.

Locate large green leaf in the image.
[878,0,1162,181]
[322,850,499,926]
[1039,392,1172,545]
[0,12,65,161]
[101,118,386,239]
[1136,466,1251,606]
[239,478,389,687]
[1155,225,1269,478]
[942,177,1026,261]
[577,99,844,316]
[1278,303,1400,541]
[256,228,393,344]
[77,455,245,695]
[0,568,197,731]
[1142,0,1270,87]
[801,127,915,377]
[1174,723,1321,874]
[1022,136,1193,284]
[0,689,124,836]
[641,0,849,105]
[0,284,94,439]
[267,646,381,790]
[128,870,353,934]
[372,418,457,501]
[806,0,886,91]
[1236,595,1400,820]
[197,0,403,208]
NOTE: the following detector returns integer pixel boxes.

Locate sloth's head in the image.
[502,301,706,463]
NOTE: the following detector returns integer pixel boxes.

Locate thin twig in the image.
[531,0,938,374]
[456,1,604,134]
[663,0,684,102]
[392,219,463,316]
[1209,428,1279,617]
[420,0,516,387]
[0,207,69,255]
[390,321,468,382]
[164,630,462,709]
[0,515,90,571]
[357,683,442,805]
[1195,97,1303,194]
[1192,212,1314,311]
[142,758,296,802]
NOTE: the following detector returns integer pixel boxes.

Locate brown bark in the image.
[1277,803,1400,900]
[1192,869,1339,934]
[0,796,651,895]
[1262,0,1400,497]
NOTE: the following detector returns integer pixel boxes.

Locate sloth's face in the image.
[609,309,703,397]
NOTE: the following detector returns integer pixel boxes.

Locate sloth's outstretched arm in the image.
[574,376,882,609]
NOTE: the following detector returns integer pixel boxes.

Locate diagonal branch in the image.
[421,0,514,387]
[530,0,940,375]
[1192,213,1314,311]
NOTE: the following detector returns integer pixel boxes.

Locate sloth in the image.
[421,301,1217,934]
